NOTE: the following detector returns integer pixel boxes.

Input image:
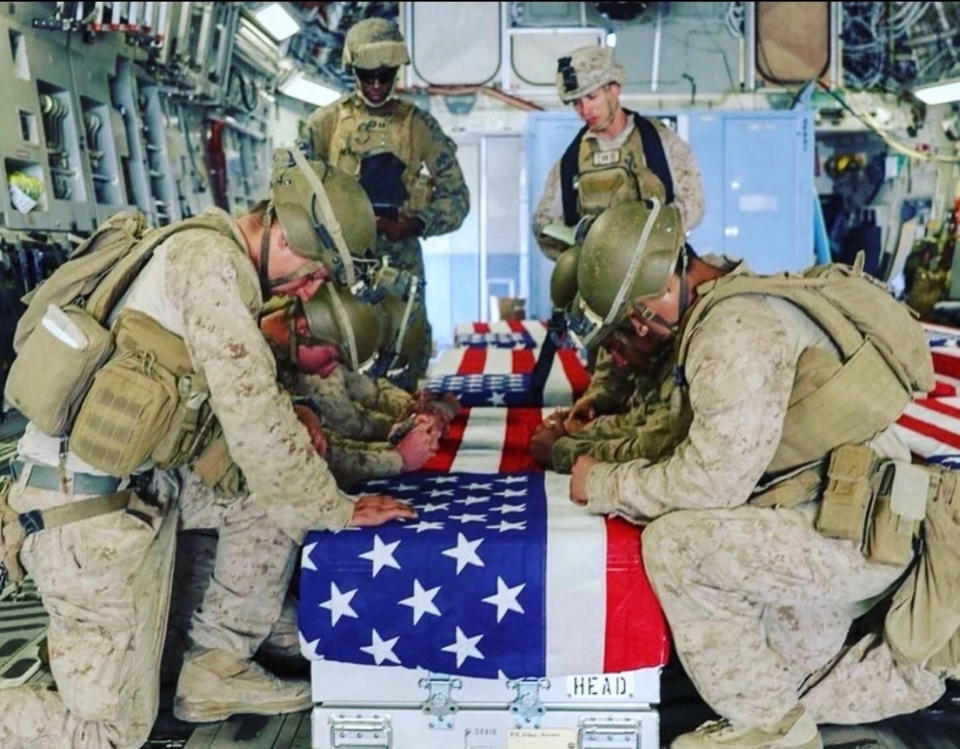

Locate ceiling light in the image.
[914,78,960,106]
[279,72,341,107]
[254,2,301,42]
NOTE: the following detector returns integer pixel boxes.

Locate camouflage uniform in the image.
[583,294,931,728]
[533,117,704,260]
[309,94,470,387]
[552,354,685,472]
[326,433,404,490]
[291,365,410,442]
[1,216,352,748]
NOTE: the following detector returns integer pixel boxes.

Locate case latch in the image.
[328,713,392,748]
[419,673,462,729]
[507,677,550,728]
[578,717,642,748]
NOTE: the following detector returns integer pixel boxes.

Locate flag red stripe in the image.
[916,398,960,421]
[506,319,525,335]
[499,407,545,473]
[932,351,960,379]
[557,349,591,398]
[603,518,670,670]
[896,413,960,451]
[512,349,536,375]
[931,380,958,397]
[457,348,486,375]
[474,322,490,334]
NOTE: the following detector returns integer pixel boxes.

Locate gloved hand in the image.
[294,404,328,456]
[349,495,417,527]
[396,422,441,471]
[564,395,597,434]
[377,214,424,242]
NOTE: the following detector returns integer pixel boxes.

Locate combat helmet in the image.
[343,18,409,106]
[556,46,625,103]
[371,288,426,375]
[550,245,582,311]
[268,147,376,288]
[301,284,386,371]
[570,198,684,348]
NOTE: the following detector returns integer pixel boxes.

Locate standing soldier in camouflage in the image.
[0,151,414,748]
[532,45,704,435]
[309,17,470,390]
[533,46,704,260]
[567,200,946,747]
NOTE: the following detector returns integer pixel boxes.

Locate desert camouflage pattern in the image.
[533,117,704,260]
[581,291,941,728]
[555,46,625,103]
[163,231,354,539]
[0,224,354,747]
[643,506,909,728]
[0,476,177,749]
[291,367,398,441]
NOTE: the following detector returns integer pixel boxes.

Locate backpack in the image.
[4,210,232,436]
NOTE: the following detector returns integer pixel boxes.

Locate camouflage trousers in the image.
[0,473,178,749]
[642,505,941,729]
[177,469,300,660]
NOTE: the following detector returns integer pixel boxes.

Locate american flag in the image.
[454,320,548,349]
[426,347,589,407]
[894,323,960,467]
[298,469,668,678]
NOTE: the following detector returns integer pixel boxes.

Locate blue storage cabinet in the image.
[525,109,815,319]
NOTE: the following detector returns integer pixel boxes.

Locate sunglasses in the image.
[356,67,397,85]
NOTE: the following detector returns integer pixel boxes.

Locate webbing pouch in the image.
[863,461,928,566]
[4,304,114,436]
[70,351,179,475]
[816,444,878,541]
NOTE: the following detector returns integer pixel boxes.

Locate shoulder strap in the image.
[560,124,589,227]
[630,112,674,205]
[86,215,242,322]
[676,275,865,371]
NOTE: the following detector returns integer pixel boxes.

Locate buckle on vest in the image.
[19,510,44,537]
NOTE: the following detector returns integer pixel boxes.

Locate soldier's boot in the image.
[671,706,822,749]
[174,647,312,723]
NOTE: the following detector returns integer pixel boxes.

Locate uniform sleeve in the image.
[308,102,340,160]
[583,297,796,521]
[583,349,638,413]
[553,402,689,473]
[411,109,470,237]
[341,369,414,422]
[532,162,568,261]
[656,122,704,233]
[167,237,353,542]
[294,369,395,442]
[325,433,403,489]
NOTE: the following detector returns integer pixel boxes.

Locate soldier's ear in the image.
[606,82,621,100]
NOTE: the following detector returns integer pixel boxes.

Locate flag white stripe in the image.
[483,348,513,375]
[450,407,509,473]
[543,351,572,406]
[544,470,606,674]
[432,348,464,376]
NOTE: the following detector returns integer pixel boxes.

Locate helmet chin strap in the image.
[258,207,274,300]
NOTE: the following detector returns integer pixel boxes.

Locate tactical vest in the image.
[67,213,258,478]
[327,97,432,217]
[559,111,675,227]
[675,263,934,476]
